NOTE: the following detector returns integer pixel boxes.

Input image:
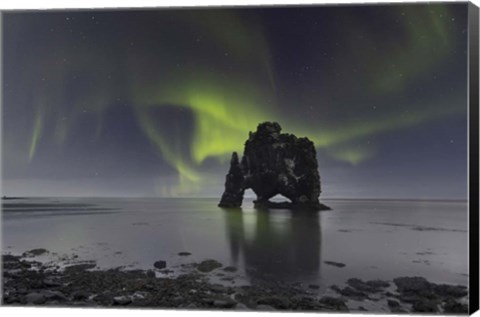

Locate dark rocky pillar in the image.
[218,152,245,208]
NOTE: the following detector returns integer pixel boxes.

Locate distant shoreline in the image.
[1,196,468,203]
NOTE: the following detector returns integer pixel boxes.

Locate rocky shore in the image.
[2,251,469,314]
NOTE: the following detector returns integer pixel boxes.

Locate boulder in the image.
[22,248,48,257]
[213,298,237,308]
[318,296,349,311]
[153,260,167,269]
[25,292,46,305]
[196,259,222,272]
[113,295,132,305]
[443,299,469,313]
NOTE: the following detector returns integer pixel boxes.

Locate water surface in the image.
[2,198,468,290]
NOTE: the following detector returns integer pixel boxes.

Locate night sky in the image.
[2,3,469,199]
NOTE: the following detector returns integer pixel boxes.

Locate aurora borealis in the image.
[2,3,469,198]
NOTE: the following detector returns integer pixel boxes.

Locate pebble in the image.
[43,278,62,287]
[222,266,238,272]
[153,260,167,269]
[25,292,46,305]
[171,296,185,305]
[443,299,469,313]
[42,290,68,302]
[113,295,132,305]
[72,290,90,300]
[257,295,290,308]
[213,298,237,308]
[256,304,275,311]
[412,300,438,312]
[210,284,228,293]
[323,261,346,268]
[319,296,349,311]
[196,259,222,272]
[235,303,249,310]
[23,248,48,257]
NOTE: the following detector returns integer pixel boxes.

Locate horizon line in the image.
[1,195,469,203]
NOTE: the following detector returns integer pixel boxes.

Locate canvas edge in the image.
[468,1,480,315]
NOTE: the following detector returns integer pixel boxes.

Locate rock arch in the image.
[218,122,330,211]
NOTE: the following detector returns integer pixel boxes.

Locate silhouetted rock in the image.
[222,266,238,272]
[64,262,96,273]
[23,248,48,257]
[330,285,369,300]
[218,152,245,208]
[25,292,46,305]
[257,295,290,309]
[318,296,349,311]
[113,295,132,305]
[392,276,469,314]
[153,260,167,269]
[347,278,383,293]
[387,299,400,308]
[219,122,330,211]
[412,300,439,313]
[195,259,222,272]
[393,276,432,293]
[72,290,90,300]
[433,283,468,298]
[213,298,237,308]
[443,298,469,313]
[324,261,346,268]
[366,279,390,288]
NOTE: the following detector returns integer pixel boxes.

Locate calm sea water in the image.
[1,198,469,290]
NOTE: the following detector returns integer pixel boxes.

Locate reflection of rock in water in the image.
[223,208,321,284]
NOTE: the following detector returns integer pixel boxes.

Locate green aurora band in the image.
[13,4,466,195]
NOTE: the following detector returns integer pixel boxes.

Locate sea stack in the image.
[219,122,330,211]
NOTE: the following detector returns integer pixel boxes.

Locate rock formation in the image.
[219,122,330,211]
